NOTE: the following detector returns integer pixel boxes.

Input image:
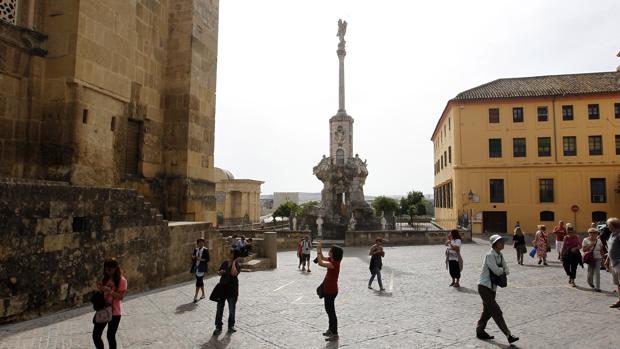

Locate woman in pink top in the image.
[93,258,128,349]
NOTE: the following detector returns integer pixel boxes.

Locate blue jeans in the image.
[215,296,237,329]
[369,268,383,289]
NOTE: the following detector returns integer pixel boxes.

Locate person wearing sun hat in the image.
[475,234,519,344]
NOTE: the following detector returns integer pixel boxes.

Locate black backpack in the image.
[90,291,107,311]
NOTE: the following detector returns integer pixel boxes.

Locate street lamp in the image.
[462,189,475,231]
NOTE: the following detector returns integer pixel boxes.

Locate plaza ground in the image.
[1,239,618,348]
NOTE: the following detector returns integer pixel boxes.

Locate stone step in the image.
[237,254,256,264]
[240,258,269,272]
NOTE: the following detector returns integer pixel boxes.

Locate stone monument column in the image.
[337,19,347,116]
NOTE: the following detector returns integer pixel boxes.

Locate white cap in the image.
[489,234,505,246]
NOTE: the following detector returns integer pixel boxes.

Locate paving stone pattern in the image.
[1,239,619,348]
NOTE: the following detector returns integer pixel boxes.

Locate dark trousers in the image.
[324,293,338,334]
[448,260,461,279]
[215,296,237,329]
[563,251,581,279]
[515,246,525,264]
[476,285,510,336]
[93,315,121,349]
[369,268,383,288]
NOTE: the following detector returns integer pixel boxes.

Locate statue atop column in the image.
[337,19,347,49]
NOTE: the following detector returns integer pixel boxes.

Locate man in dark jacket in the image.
[192,238,210,302]
[368,238,385,291]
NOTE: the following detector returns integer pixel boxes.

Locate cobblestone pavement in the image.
[1,239,619,349]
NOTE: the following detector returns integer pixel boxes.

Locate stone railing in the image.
[219,229,309,251]
[344,229,472,247]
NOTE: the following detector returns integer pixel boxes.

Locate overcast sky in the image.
[214,0,620,197]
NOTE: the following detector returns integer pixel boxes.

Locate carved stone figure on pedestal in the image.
[381,212,387,231]
[316,215,324,238]
[348,215,357,231]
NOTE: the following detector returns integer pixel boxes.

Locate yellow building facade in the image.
[432,72,620,234]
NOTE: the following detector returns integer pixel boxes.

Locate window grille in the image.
[0,0,18,25]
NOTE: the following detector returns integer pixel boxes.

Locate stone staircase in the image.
[238,254,269,272]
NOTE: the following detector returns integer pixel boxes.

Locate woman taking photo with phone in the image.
[93,258,127,349]
[316,241,343,342]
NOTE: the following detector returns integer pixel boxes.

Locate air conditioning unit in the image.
[592,195,605,202]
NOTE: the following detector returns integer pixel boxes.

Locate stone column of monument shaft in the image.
[338,47,346,115]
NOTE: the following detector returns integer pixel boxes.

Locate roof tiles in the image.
[454,72,620,100]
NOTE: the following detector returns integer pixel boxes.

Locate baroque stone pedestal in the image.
[313,155,378,238]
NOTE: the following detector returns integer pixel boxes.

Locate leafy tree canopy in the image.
[399,190,425,216]
[272,201,303,218]
[372,196,399,216]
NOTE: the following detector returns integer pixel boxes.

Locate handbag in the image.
[529,247,537,258]
[94,306,113,324]
[583,239,597,265]
[210,262,235,302]
[209,283,226,302]
[489,254,507,288]
[91,288,112,324]
[316,282,325,299]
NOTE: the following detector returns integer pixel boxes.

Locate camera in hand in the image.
[313,257,319,264]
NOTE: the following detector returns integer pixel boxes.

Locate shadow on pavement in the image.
[175,301,199,314]
[323,338,340,348]
[520,264,562,269]
[372,290,393,297]
[455,286,478,295]
[201,333,231,349]
[482,338,521,349]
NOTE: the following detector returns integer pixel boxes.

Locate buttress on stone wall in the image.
[0,0,232,223]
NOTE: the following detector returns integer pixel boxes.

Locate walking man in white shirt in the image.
[300,235,312,272]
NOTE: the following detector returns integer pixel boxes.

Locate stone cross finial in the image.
[617,50,620,72]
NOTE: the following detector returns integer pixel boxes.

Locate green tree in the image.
[272,201,303,219]
[414,201,427,215]
[372,196,399,216]
[399,190,425,216]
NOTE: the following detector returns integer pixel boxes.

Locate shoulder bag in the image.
[316,282,325,299]
[91,290,112,324]
[210,262,232,302]
[489,254,507,288]
[583,239,597,265]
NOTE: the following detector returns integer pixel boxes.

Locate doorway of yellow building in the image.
[483,211,507,234]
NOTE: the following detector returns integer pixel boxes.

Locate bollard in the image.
[264,231,278,269]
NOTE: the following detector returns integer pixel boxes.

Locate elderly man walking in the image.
[476,235,519,344]
[605,218,620,309]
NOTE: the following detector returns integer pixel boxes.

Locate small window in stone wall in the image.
[72,216,88,232]
[82,109,89,124]
[0,0,19,25]
[111,117,116,131]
